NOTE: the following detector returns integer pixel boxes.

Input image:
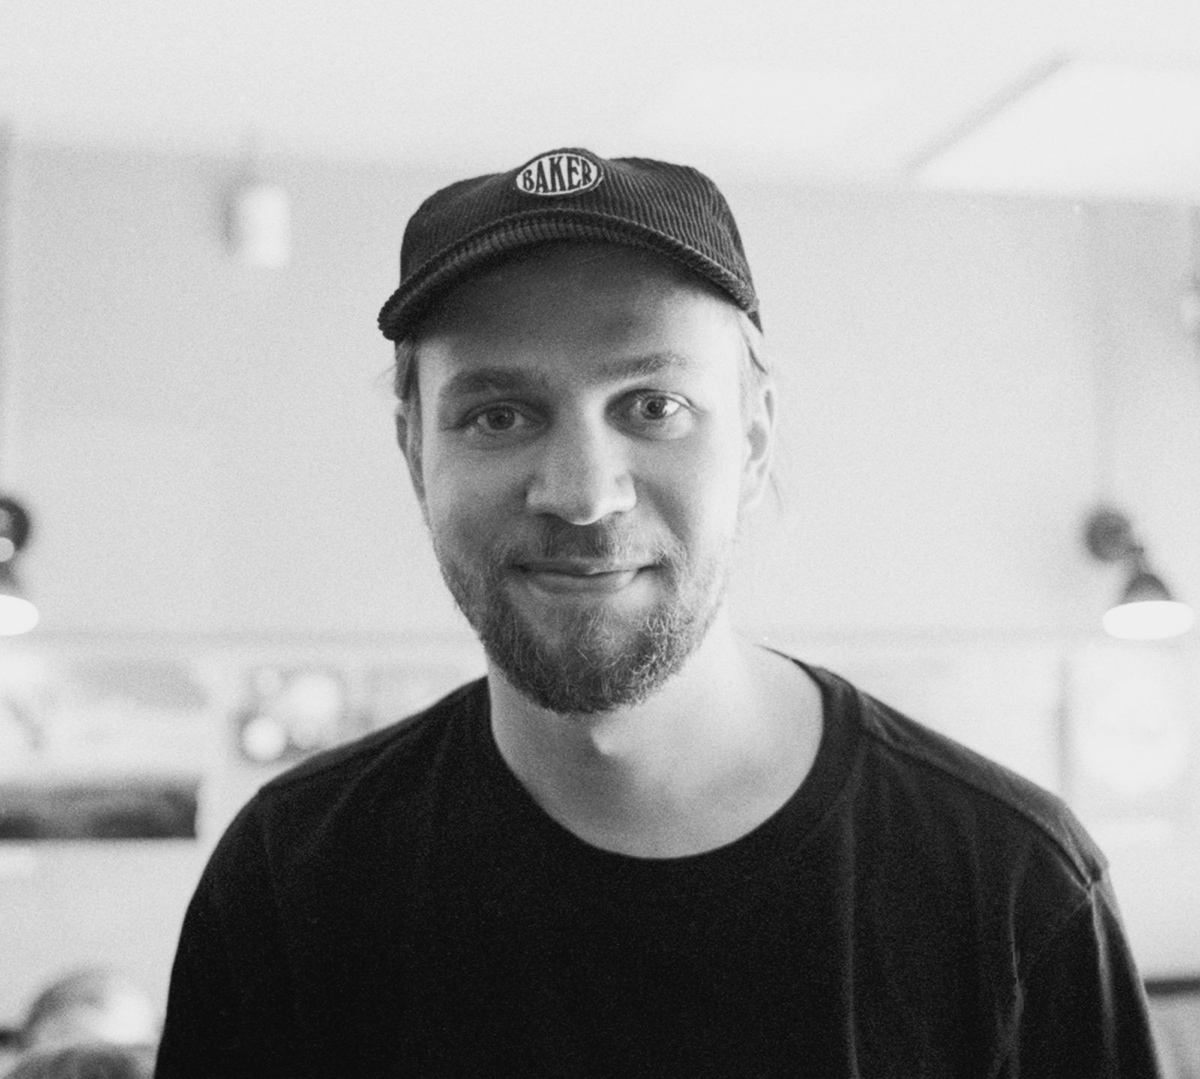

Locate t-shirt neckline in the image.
[471,658,865,897]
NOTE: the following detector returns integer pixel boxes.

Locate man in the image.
[156,148,1161,1077]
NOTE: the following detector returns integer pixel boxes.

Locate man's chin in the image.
[495,656,665,717]
[506,594,722,717]
[470,601,666,715]
[441,551,727,715]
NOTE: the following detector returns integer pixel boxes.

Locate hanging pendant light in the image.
[1084,506,1194,641]
[1102,562,1196,640]
[0,495,38,635]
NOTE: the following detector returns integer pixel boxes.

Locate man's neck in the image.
[488,619,823,859]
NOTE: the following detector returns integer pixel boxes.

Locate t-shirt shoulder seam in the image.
[854,689,1101,888]
[254,677,485,798]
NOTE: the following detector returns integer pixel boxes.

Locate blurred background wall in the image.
[0,0,1199,1041]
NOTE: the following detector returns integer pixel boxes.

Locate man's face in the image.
[400,243,773,715]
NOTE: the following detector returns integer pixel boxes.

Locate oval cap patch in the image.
[515,152,603,197]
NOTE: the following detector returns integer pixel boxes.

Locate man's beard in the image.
[434,519,730,715]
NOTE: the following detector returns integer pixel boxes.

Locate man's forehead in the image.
[430,350,700,401]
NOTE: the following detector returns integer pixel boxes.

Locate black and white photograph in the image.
[0,3,1197,1075]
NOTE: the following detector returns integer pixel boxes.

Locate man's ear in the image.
[395,408,426,504]
[740,380,775,512]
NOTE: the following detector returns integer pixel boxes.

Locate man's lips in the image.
[514,560,650,595]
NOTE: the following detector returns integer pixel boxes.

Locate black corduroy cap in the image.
[377,148,759,342]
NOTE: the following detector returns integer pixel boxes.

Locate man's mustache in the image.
[499,520,681,565]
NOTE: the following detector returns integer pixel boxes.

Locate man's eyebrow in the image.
[437,352,693,402]
[437,368,540,401]
[591,351,691,381]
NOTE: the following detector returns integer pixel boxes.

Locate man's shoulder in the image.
[812,664,1105,888]
[196,677,491,902]
[255,676,488,808]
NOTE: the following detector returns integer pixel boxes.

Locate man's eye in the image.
[617,393,694,439]
[625,393,692,427]
[636,395,681,421]
[467,405,528,435]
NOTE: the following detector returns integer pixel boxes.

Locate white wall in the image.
[4,144,455,637]
[730,184,1101,634]
[2,139,1199,1022]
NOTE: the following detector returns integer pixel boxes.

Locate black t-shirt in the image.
[156,662,1162,1078]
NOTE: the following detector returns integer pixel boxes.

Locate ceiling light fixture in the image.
[0,495,39,635]
[226,179,290,268]
[223,136,290,269]
[1084,506,1194,640]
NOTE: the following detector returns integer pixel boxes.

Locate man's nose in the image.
[524,422,636,525]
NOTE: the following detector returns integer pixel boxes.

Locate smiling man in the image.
[157,149,1161,1078]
